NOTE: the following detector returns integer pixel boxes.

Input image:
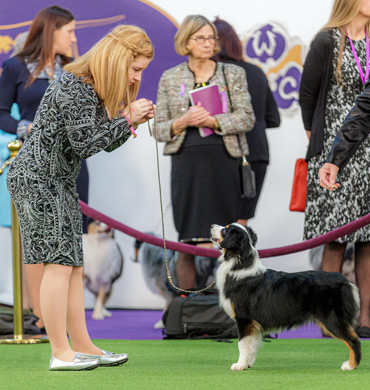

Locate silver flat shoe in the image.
[76,350,128,366]
[49,355,100,371]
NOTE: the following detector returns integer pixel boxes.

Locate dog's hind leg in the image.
[231,320,262,371]
[338,326,361,371]
[92,286,107,320]
[318,321,361,370]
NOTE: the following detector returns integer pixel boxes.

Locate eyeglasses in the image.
[189,35,216,45]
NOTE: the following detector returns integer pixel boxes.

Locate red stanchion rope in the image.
[80,201,370,259]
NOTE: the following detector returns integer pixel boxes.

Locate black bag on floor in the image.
[162,293,237,339]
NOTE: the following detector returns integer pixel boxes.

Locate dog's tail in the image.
[132,232,157,262]
[350,282,360,324]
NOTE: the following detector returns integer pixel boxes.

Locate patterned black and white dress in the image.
[7,72,132,266]
[304,28,370,242]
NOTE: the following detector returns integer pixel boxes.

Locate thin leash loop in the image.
[149,118,216,294]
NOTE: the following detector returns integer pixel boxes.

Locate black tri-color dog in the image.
[210,223,361,371]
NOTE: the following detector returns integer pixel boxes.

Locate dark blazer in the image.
[327,80,370,170]
[221,59,280,163]
[299,29,334,160]
[0,56,51,134]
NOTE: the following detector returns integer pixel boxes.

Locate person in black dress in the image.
[213,17,281,224]
[155,15,255,289]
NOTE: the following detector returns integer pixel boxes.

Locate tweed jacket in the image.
[155,61,255,158]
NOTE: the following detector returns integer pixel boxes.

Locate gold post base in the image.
[0,334,49,344]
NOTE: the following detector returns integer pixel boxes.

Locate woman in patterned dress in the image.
[299,0,370,337]
[0,5,82,334]
[7,25,155,371]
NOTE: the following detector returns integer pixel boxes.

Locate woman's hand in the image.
[318,163,340,190]
[135,101,156,124]
[123,98,152,123]
[199,116,217,129]
[170,102,209,136]
[185,102,209,127]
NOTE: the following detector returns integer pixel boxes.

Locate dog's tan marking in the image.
[245,320,262,336]
[341,339,358,369]
[230,303,236,319]
[317,321,359,369]
[317,322,335,338]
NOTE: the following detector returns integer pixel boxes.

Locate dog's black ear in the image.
[220,229,242,250]
[87,217,95,226]
[246,226,257,246]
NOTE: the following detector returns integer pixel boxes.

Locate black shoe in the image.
[356,326,370,338]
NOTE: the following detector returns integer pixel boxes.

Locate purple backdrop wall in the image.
[0,0,183,101]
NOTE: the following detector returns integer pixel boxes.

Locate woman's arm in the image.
[299,32,329,132]
[265,81,280,128]
[154,71,177,142]
[326,83,370,170]
[0,59,22,134]
[56,77,132,158]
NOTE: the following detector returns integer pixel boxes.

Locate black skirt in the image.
[171,144,241,241]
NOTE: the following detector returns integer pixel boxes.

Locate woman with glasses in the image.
[155,14,255,289]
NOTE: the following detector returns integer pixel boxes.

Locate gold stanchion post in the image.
[0,140,48,344]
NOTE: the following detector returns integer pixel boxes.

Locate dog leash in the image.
[149,119,216,294]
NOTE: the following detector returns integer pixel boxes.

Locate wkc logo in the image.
[243,22,306,116]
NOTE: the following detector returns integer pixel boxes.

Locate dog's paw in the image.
[231,363,249,371]
[341,361,356,371]
[153,319,165,329]
[92,311,104,320]
[102,308,112,317]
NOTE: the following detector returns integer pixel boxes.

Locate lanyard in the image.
[347,28,370,85]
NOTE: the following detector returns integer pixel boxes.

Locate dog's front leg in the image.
[231,321,262,371]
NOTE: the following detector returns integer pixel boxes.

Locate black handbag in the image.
[222,64,256,198]
[241,156,256,198]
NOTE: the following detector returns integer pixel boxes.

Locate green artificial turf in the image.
[1,339,369,390]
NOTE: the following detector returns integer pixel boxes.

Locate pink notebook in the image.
[189,84,223,137]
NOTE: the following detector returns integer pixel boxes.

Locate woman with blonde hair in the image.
[299,0,370,338]
[7,24,155,371]
[0,5,84,334]
[155,15,255,289]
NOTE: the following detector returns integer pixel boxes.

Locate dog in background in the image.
[133,235,217,328]
[211,223,361,371]
[83,219,124,320]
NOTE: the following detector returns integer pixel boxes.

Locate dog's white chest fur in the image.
[216,259,235,319]
[216,252,266,319]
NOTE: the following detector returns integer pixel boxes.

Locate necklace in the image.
[347,27,370,85]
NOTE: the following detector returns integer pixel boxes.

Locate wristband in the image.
[119,112,137,138]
